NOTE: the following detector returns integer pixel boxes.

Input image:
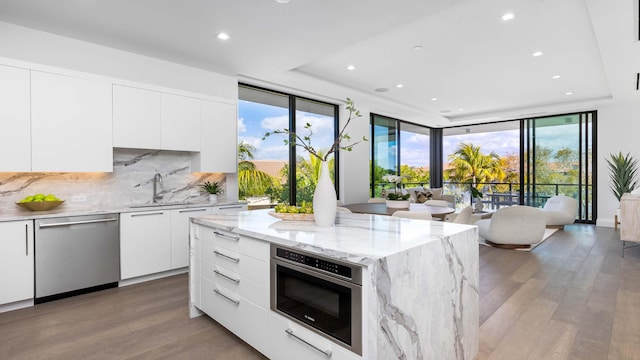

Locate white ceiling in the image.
[0,0,637,127]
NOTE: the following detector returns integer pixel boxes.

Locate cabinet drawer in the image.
[201,240,267,285]
[266,312,361,360]
[201,259,267,308]
[200,277,267,354]
[200,226,268,260]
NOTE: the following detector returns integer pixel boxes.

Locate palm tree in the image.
[445,143,505,188]
[237,141,279,200]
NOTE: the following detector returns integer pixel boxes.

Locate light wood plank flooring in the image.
[1,224,639,359]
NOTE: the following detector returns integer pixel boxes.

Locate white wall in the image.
[596,101,640,227]
[0,21,236,99]
[338,105,371,204]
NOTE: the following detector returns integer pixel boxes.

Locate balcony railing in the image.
[373,181,592,221]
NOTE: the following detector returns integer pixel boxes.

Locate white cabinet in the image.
[31,71,113,172]
[161,93,201,151]
[120,210,171,280]
[0,221,34,305]
[267,312,361,360]
[112,85,161,149]
[112,86,202,152]
[191,100,237,173]
[170,207,212,269]
[192,223,269,355]
[211,203,247,214]
[0,65,30,172]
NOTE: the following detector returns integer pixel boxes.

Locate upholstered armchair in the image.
[541,195,578,228]
[475,206,546,248]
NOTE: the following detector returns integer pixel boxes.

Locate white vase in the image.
[313,160,337,227]
[386,199,410,209]
[209,194,218,204]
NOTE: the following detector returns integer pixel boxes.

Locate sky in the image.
[238,100,337,161]
[239,99,584,168]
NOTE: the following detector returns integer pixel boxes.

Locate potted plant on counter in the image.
[199,181,224,204]
[382,174,410,208]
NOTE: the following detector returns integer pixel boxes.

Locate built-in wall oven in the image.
[270,244,362,355]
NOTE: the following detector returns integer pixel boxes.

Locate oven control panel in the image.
[276,248,352,279]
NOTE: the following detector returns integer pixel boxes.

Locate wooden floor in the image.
[1,224,639,359]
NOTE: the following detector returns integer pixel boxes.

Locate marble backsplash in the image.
[0,149,227,213]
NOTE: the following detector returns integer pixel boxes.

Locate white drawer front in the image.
[200,277,267,354]
[200,226,268,261]
[266,312,361,360]
[201,240,267,285]
[201,259,267,308]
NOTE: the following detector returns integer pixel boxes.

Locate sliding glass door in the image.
[523,112,595,222]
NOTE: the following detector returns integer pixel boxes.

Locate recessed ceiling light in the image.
[396,84,404,88]
[217,32,230,40]
[431,97,438,101]
[275,0,290,3]
[552,75,561,79]
[501,13,515,21]
[374,87,389,93]
[346,65,355,70]
[532,51,543,57]
[413,45,423,51]
[565,91,574,95]
[458,108,464,111]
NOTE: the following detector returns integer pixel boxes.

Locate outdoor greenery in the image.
[444,143,505,188]
[237,141,279,199]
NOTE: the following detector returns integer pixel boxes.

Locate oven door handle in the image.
[285,328,332,358]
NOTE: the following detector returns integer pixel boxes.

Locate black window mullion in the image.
[288,96,296,205]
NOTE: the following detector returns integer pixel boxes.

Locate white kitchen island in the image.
[189,209,479,360]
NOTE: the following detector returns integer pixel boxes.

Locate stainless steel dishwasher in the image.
[35,214,120,304]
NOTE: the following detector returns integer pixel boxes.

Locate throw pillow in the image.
[430,188,443,200]
[415,191,433,203]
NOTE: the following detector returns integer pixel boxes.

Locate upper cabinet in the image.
[113,86,202,152]
[161,93,201,151]
[31,71,113,172]
[113,85,161,149]
[191,99,237,173]
[0,65,31,172]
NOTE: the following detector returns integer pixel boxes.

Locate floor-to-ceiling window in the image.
[443,122,520,209]
[238,85,338,206]
[441,111,595,222]
[370,114,430,196]
[524,112,595,222]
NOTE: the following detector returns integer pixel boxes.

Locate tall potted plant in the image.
[606,152,638,202]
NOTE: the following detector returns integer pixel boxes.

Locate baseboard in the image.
[596,218,615,228]
[0,299,34,314]
[119,267,188,287]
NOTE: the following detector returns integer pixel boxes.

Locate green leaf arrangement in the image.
[199,181,224,195]
[606,152,638,202]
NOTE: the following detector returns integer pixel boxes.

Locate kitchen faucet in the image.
[153,173,163,203]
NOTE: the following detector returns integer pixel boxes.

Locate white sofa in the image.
[541,195,578,228]
[476,206,546,248]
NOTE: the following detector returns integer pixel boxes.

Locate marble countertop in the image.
[0,201,246,222]
[192,209,477,265]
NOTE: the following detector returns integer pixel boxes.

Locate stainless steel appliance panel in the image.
[270,244,362,355]
[35,214,120,299]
